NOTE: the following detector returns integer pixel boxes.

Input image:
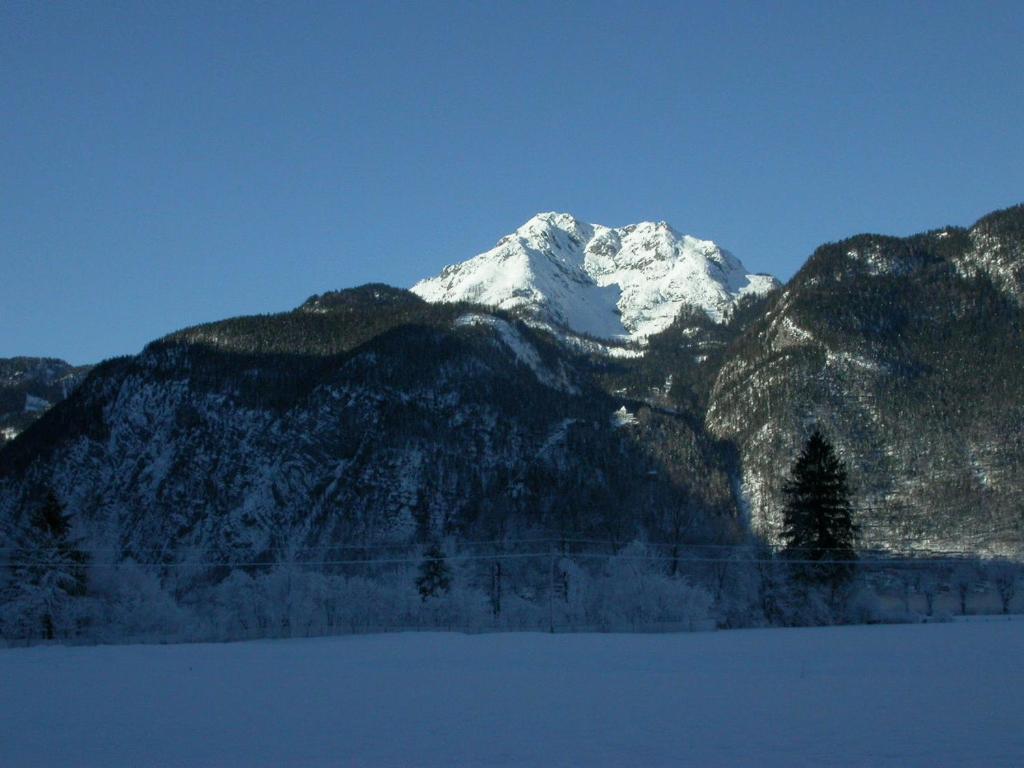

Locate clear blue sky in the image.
[3,1,1022,364]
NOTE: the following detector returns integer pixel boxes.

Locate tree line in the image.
[2,429,1020,643]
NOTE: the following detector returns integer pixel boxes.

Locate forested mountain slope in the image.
[707,205,1024,555]
[0,286,741,575]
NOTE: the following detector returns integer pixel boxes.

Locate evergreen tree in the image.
[2,490,89,640]
[780,430,857,590]
[415,542,451,601]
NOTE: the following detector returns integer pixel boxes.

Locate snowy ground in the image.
[2,619,1022,767]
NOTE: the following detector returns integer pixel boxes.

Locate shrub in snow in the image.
[416,543,452,601]
[581,543,714,632]
[416,584,491,630]
[832,584,895,625]
[494,591,547,631]
[209,570,267,639]
[704,551,765,629]
[89,560,193,642]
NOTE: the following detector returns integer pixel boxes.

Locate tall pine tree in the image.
[780,430,857,590]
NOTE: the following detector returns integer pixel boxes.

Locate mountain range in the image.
[1,204,1022,575]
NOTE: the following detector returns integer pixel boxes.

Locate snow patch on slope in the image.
[24,394,51,413]
[455,313,578,393]
[541,326,644,359]
[538,418,579,458]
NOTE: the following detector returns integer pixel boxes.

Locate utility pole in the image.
[548,545,555,634]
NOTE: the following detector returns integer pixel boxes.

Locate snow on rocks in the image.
[611,406,638,428]
[413,212,778,343]
[23,394,52,413]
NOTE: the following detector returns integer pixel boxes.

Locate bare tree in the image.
[951,562,977,616]
[896,569,916,614]
[918,571,940,617]
[989,560,1018,615]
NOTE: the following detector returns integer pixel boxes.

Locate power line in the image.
[10,550,1017,569]
[1,536,1012,557]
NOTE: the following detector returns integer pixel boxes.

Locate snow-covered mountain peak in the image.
[412,213,778,341]
[517,211,589,235]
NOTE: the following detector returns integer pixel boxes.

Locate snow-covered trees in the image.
[1,491,89,641]
[416,543,452,601]
[89,559,189,642]
[594,543,713,631]
[0,519,1012,645]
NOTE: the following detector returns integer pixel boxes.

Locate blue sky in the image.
[3,1,1022,364]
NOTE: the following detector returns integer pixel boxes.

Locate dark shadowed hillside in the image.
[0,358,91,445]
[0,286,741,577]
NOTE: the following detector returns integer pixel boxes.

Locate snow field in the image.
[2,618,1022,767]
